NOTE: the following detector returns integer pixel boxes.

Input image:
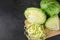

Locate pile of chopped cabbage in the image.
[24,23,46,40]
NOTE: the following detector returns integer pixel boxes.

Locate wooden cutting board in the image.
[45,28,60,38]
[24,20,60,38]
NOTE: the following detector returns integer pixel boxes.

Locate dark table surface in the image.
[0,0,60,40]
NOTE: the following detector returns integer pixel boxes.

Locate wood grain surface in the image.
[45,28,60,38]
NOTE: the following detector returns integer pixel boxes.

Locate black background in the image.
[0,0,60,40]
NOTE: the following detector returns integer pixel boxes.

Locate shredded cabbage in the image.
[24,23,46,40]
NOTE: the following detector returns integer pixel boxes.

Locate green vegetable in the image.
[24,7,46,24]
[24,23,46,40]
[40,0,60,16]
[45,15,59,30]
